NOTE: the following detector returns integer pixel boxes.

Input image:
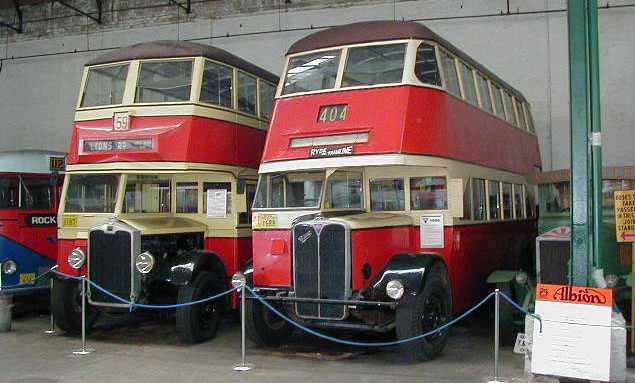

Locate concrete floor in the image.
[0,308,628,383]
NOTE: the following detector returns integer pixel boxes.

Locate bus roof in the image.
[86,40,279,84]
[287,20,526,102]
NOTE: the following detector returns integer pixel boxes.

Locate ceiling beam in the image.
[169,0,191,14]
[56,0,102,24]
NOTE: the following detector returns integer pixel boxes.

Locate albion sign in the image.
[536,283,612,306]
[25,214,57,227]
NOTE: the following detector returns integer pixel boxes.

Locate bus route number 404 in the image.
[318,104,348,123]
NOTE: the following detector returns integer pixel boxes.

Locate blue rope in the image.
[245,285,495,347]
[86,279,237,309]
[0,267,55,290]
[499,290,542,333]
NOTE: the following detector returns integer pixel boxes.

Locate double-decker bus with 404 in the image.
[246,21,541,360]
[53,41,277,343]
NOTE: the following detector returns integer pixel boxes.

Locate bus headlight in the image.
[386,280,405,300]
[67,248,86,270]
[2,260,17,275]
[135,251,155,274]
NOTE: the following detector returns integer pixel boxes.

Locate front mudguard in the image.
[486,270,535,311]
[157,250,228,288]
[370,253,446,301]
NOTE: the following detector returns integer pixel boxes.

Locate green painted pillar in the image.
[568,0,592,286]
[587,0,603,271]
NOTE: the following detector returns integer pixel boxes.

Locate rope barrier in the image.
[499,291,543,332]
[0,267,56,290]
[245,285,495,347]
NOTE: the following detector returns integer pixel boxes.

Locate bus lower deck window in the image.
[370,178,405,211]
[514,184,524,218]
[124,175,171,213]
[410,177,447,210]
[0,177,19,209]
[488,180,501,220]
[473,178,487,220]
[502,183,512,219]
[176,182,199,213]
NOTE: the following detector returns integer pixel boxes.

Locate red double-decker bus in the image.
[247,21,541,360]
[52,41,277,343]
[0,151,64,297]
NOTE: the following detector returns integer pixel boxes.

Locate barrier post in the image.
[488,289,503,383]
[231,272,252,372]
[44,277,56,335]
[72,277,93,356]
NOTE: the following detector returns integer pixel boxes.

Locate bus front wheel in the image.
[176,271,223,344]
[245,297,294,346]
[51,278,99,335]
[395,262,452,361]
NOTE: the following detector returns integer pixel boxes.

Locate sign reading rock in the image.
[531,283,613,381]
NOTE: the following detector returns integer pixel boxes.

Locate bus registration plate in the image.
[19,273,36,285]
[257,214,278,228]
[63,215,78,227]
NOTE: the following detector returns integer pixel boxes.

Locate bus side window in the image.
[176,182,198,213]
[526,189,536,218]
[473,178,487,220]
[20,177,53,210]
[476,74,493,114]
[513,184,524,218]
[238,72,257,115]
[502,183,512,219]
[439,50,461,97]
[491,84,505,120]
[239,183,257,225]
[458,61,478,106]
[414,43,441,86]
[204,182,232,216]
[370,178,405,211]
[200,60,233,108]
[488,180,501,220]
[0,176,19,209]
[463,179,472,220]
[410,177,447,210]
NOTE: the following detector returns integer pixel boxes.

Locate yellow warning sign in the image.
[614,189,635,242]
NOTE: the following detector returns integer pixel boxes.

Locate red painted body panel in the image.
[204,236,252,279]
[252,230,293,287]
[68,115,266,168]
[253,220,535,313]
[57,239,87,277]
[262,86,541,174]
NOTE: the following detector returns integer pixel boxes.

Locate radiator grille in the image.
[88,229,132,304]
[293,221,348,319]
[538,239,570,285]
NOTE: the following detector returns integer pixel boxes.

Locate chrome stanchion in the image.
[44,277,56,335]
[72,277,94,356]
[232,272,252,372]
[488,289,504,383]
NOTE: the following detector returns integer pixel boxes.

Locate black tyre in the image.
[176,271,224,344]
[51,278,100,335]
[395,262,452,361]
[496,282,516,346]
[245,296,294,347]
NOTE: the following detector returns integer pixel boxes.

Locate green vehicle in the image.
[488,166,635,341]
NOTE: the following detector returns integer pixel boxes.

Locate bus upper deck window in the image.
[414,43,441,86]
[439,50,461,97]
[491,84,505,119]
[259,82,275,120]
[282,50,341,95]
[502,91,517,126]
[410,177,447,210]
[370,178,405,211]
[476,74,493,114]
[342,43,406,87]
[136,60,193,103]
[0,177,19,209]
[81,64,129,107]
[200,61,233,108]
[514,98,527,130]
[238,72,257,115]
[458,61,478,106]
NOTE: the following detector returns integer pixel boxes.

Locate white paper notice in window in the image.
[420,214,444,248]
[207,189,227,218]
